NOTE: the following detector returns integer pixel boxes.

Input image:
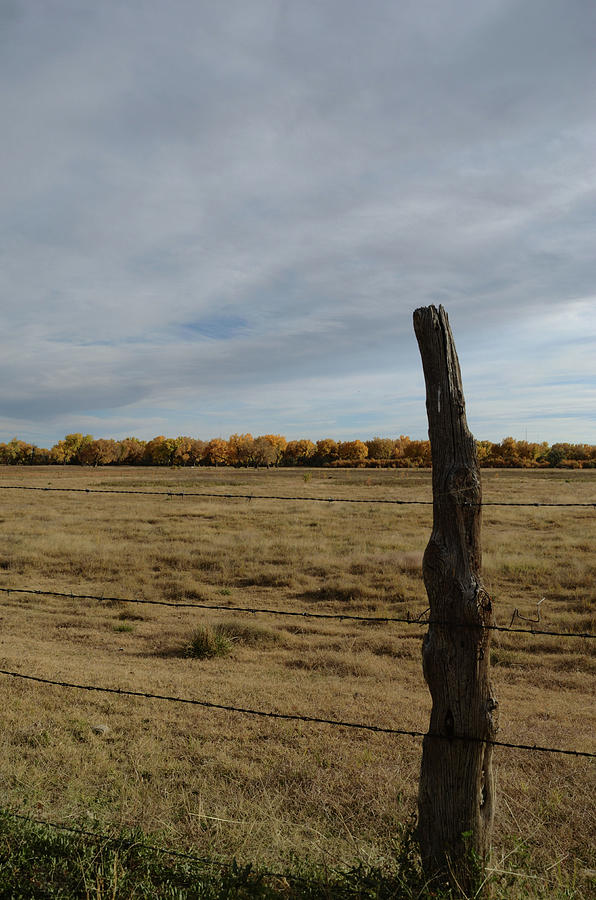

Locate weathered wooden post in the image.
[413,305,498,893]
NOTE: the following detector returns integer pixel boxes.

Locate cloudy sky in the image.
[1,0,595,448]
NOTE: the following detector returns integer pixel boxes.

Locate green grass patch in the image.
[185,625,233,659]
[0,812,265,898]
[0,811,591,898]
[0,812,429,898]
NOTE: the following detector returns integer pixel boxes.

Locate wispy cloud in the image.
[0,0,594,445]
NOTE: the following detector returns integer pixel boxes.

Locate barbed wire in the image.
[0,808,222,867]
[0,483,594,507]
[480,500,595,508]
[2,476,593,879]
[1,585,593,639]
[1,668,593,758]
[0,808,314,887]
[0,807,361,889]
[0,667,427,738]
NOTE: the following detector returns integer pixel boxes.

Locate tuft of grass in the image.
[285,651,374,677]
[1,811,586,899]
[185,625,233,659]
[0,466,593,883]
[216,619,281,646]
[0,812,268,899]
[0,811,450,899]
[117,610,145,621]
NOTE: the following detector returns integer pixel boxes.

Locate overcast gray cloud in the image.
[1,0,595,447]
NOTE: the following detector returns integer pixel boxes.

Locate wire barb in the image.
[0,668,592,758]
[510,597,545,628]
[0,483,594,507]
[0,585,593,638]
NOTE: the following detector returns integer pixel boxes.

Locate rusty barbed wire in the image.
[510,597,545,628]
[0,483,594,507]
[0,807,221,866]
[0,585,593,639]
[0,808,313,886]
[0,668,593,758]
[0,807,355,889]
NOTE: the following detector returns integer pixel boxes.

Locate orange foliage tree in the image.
[315,439,339,464]
[78,439,120,466]
[0,438,36,464]
[250,436,283,467]
[337,440,368,461]
[204,438,229,466]
[227,433,256,466]
[144,436,175,466]
[5,432,592,470]
[258,434,287,466]
[365,437,394,460]
[118,437,146,465]
[50,433,93,465]
[283,440,316,465]
[171,436,206,466]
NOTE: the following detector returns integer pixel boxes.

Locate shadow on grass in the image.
[0,812,439,899]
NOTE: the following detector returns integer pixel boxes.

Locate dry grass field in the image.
[0,465,593,894]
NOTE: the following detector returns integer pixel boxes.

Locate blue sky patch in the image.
[177,315,248,341]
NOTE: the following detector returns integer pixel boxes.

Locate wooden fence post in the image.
[413,305,498,893]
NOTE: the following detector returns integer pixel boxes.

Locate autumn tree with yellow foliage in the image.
[0,433,594,469]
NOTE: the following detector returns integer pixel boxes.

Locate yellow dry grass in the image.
[0,465,593,886]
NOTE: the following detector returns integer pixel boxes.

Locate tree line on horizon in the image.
[0,433,594,469]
